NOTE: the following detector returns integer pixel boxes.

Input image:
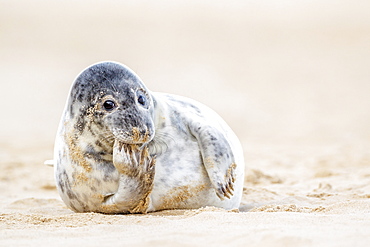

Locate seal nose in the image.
[140,126,151,141]
[140,128,147,136]
[131,126,150,143]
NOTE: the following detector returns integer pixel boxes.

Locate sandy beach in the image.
[1,1,370,246]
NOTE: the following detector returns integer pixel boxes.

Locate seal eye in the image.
[103,100,116,111]
[138,95,146,106]
[136,90,149,109]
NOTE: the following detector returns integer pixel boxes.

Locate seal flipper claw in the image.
[225,184,233,197]
[216,191,224,201]
[228,179,234,192]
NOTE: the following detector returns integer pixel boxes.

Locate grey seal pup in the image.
[54,61,245,213]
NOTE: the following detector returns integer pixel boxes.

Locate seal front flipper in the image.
[189,121,237,200]
[101,140,155,213]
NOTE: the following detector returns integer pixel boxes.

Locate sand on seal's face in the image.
[1,1,370,247]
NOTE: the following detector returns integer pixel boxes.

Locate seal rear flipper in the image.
[189,121,237,200]
[44,159,55,167]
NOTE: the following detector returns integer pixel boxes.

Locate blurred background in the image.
[1,0,370,152]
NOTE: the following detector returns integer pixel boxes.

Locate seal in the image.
[54,61,245,213]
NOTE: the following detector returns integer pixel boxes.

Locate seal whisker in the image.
[147,140,162,156]
[148,131,174,156]
[98,131,116,144]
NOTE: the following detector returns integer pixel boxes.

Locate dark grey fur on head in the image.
[68,61,155,145]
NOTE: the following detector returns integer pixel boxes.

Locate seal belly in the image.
[149,138,214,211]
[55,158,121,212]
[54,132,121,213]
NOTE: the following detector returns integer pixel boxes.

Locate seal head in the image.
[69,61,155,146]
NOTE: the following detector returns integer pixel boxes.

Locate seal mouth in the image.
[116,141,147,150]
[113,127,153,147]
